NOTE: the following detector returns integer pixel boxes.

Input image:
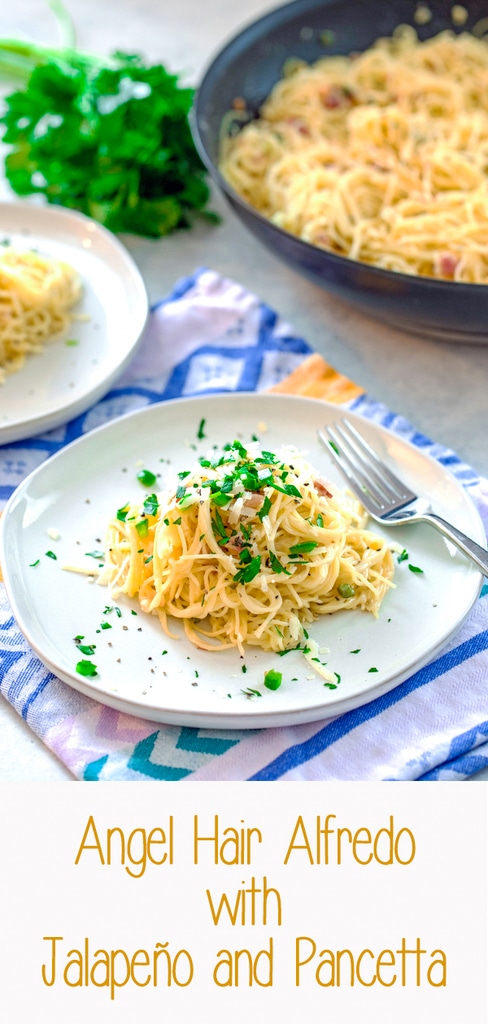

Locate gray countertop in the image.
[1,0,487,781]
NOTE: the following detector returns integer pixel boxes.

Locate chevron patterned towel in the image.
[1,267,488,782]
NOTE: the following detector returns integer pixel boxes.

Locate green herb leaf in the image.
[135,518,149,538]
[76,659,98,677]
[257,495,272,521]
[408,564,424,574]
[0,50,217,238]
[233,555,261,585]
[289,541,318,556]
[212,491,231,507]
[271,482,302,499]
[269,551,291,575]
[397,548,409,563]
[197,418,206,440]
[45,550,57,560]
[143,493,159,517]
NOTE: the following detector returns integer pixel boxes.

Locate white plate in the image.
[0,201,148,444]
[0,393,484,728]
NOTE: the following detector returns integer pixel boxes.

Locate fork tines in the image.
[317,418,415,514]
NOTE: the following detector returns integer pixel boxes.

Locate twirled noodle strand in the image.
[220,27,488,282]
[100,442,394,655]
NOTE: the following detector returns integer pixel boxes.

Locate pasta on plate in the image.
[0,248,82,381]
[100,441,394,655]
[220,26,488,282]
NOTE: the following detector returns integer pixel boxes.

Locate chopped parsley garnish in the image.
[45,550,57,559]
[277,642,310,656]
[264,669,282,691]
[85,549,104,559]
[178,470,191,480]
[257,495,272,521]
[116,503,130,522]
[100,622,112,630]
[350,648,361,654]
[76,643,96,656]
[143,493,159,517]
[197,418,206,440]
[29,559,40,567]
[212,509,228,542]
[176,484,187,501]
[212,492,231,507]
[239,468,261,490]
[316,514,324,528]
[368,667,378,673]
[241,687,262,698]
[269,551,291,575]
[103,605,122,617]
[135,519,149,538]
[397,548,409,563]
[233,555,261,584]
[289,541,318,556]
[408,564,424,574]
[137,468,157,487]
[76,659,98,677]
[271,482,301,499]
[239,548,253,565]
[329,440,340,455]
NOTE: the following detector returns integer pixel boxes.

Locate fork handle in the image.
[418,513,488,578]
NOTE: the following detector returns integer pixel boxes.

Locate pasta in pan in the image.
[100,441,394,655]
[0,248,82,382]
[219,26,488,282]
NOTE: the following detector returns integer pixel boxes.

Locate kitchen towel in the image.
[1,267,488,782]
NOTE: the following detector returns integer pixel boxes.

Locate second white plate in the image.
[0,201,148,444]
[0,393,483,727]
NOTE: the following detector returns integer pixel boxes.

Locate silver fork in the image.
[317,418,488,577]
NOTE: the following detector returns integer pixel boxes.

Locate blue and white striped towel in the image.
[1,267,487,781]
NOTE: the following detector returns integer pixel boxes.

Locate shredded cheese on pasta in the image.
[0,248,82,382]
[99,441,394,655]
[220,26,488,282]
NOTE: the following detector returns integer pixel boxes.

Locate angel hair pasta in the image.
[100,441,394,654]
[0,248,82,382]
[219,26,488,283]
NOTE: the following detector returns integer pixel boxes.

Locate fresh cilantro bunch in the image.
[0,45,218,236]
